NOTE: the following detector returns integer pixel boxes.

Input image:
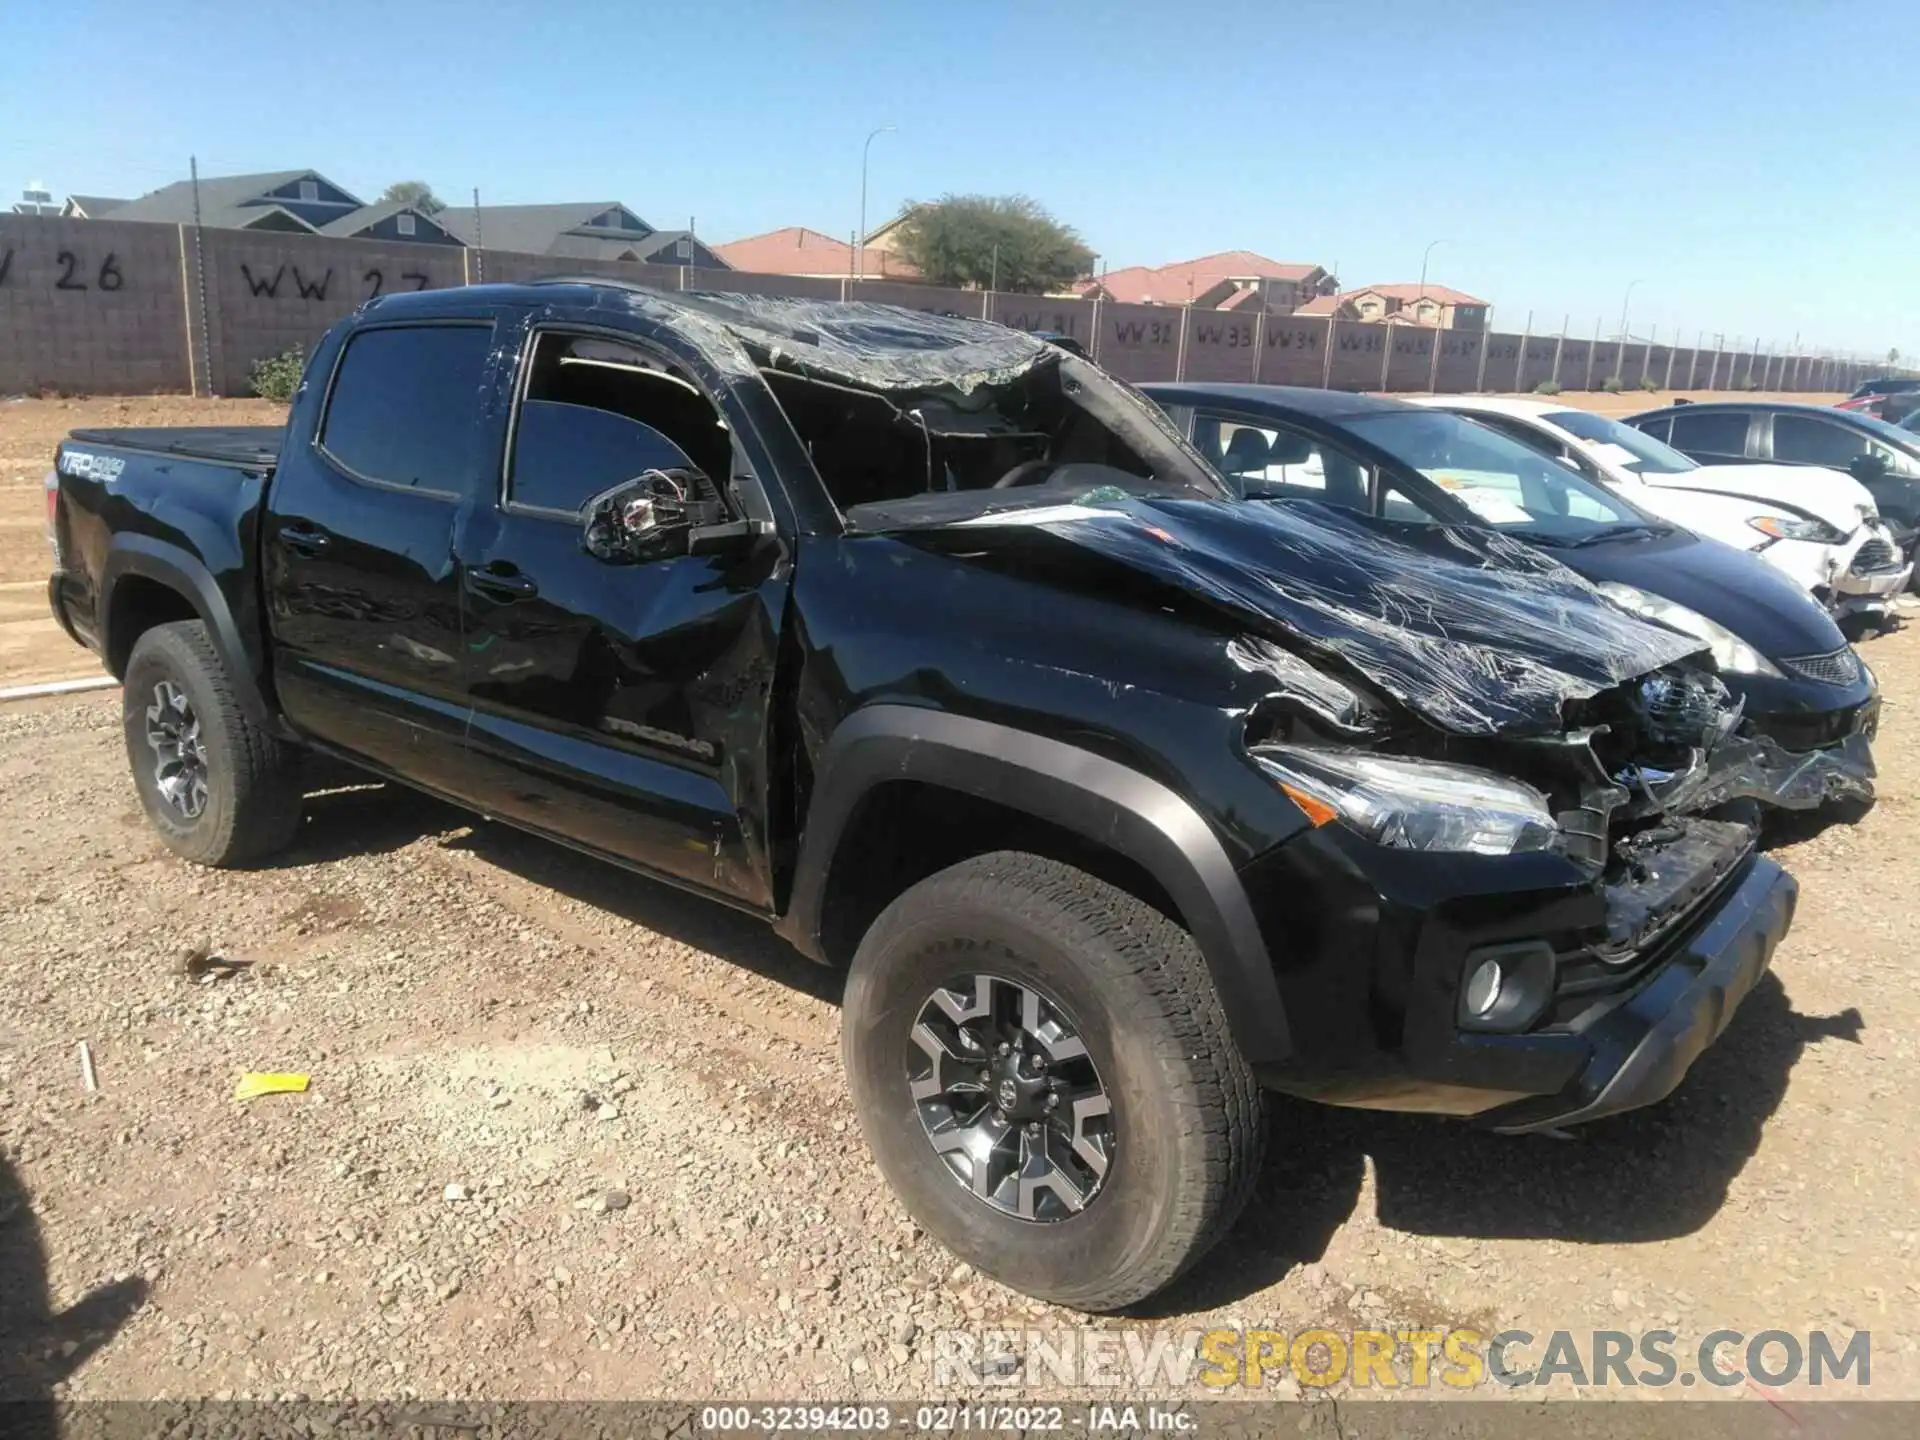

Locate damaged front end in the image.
[903,494,1821,1108]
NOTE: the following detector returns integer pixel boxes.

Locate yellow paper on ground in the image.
[233,1072,310,1101]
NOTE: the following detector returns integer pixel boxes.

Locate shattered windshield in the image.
[762,346,1228,531]
[1543,408,1698,475]
[1341,410,1663,544]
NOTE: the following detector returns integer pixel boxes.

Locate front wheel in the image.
[121,620,302,866]
[842,851,1266,1312]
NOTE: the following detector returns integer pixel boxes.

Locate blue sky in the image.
[3,0,1911,356]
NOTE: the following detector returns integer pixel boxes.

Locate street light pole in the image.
[1618,279,1642,343]
[856,125,895,284]
[1418,239,1445,299]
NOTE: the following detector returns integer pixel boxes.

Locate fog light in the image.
[1464,959,1504,1017]
[1457,941,1556,1032]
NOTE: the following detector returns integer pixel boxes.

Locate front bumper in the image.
[1829,525,1912,615]
[1715,656,1879,809]
[1242,815,1796,1128]
[1833,560,1913,614]
[1476,856,1795,1132]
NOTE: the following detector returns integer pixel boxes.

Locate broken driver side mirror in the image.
[582,469,699,564]
[582,468,775,565]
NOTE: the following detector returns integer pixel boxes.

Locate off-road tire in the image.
[122,620,302,866]
[842,851,1267,1312]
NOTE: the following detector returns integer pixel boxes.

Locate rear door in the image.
[264,316,503,793]
[451,318,791,908]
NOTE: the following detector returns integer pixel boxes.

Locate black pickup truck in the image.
[48,282,1799,1311]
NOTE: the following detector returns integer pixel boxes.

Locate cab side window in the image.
[319,324,495,495]
[506,333,733,519]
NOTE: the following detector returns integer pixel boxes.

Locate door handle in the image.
[278,523,329,556]
[465,564,539,600]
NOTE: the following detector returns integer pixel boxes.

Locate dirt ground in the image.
[0,391,1843,688]
[3,391,1913,1413]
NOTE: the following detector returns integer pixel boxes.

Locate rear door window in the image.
[1667,409,1751,457]
[319,324,495,495]
[1772,414,1870,467]
[1190,410,1373,511]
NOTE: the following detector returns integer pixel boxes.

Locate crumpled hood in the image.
[942,495,1705,737]
[1645,462,1876,532]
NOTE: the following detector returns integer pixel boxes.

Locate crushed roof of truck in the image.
[522,279,1054,394]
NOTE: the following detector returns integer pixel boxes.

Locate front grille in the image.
[1851,538,1899,574]
[1547,817,1756,1012]
[1748,704,1864,751]
[1781,646,1863,687]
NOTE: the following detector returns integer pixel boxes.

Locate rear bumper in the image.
[1475,857,1795,1132]
[47,571,85,648]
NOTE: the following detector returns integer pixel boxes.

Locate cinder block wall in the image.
[197,228,470,396]
[0,217,191,394]
[0,215,1871,397]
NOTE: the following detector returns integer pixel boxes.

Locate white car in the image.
[1407,396,1911,620]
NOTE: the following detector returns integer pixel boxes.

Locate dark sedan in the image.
[1143,383,1878,805]
[1625,399,1920,544]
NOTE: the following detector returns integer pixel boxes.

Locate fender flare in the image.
[98,535,275,731]
[780,705,1293,1065]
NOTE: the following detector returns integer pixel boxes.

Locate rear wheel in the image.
[842,851,1266,1312]
[122,621,302,866]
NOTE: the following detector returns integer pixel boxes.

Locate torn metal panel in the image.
[901,494,1706,739]
[1227,635,1377,738]
[670,292,1053,395]
[1652,729,1876,813]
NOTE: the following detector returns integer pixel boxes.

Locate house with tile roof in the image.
[74,170,722,266]
[1340,283,1490,329]
[1076,250,1337,312]
[59,195,127,219]
[433,202,727,268]
[318,198,463,246]
[105,169,370,233]
[714,226,920,280]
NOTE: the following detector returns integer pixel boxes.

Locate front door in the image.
[264,318,499,795]
[452,323,790,908]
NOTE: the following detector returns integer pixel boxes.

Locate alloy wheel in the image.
[907,974,1114,1222]
[144,680,210,820]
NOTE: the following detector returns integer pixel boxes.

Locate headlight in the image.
[1253,746,1559,856]
[1748,514,1845,544]
[1595,582,1784,677]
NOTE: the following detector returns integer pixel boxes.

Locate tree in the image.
[380,180,445,215]
[891,194,1094,294]
[1890,347,1903,367]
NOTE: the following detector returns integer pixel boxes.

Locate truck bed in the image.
[68,426,285,469]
